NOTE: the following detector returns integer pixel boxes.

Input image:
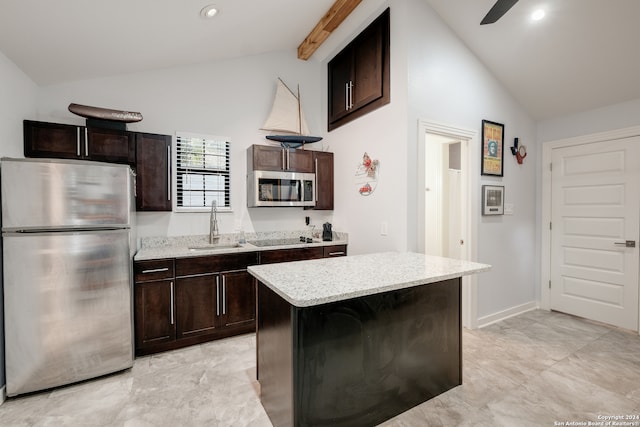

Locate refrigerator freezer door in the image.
[1,158,132,231]
[3,229,133,396]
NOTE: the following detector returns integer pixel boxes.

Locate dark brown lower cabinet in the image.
[257,277,461,427]
[176,275,218,339]
[134,246,346,356]
[134,280,176,349]
[222,270,256,327]
[175,270,256,339]
[134,253,258,356]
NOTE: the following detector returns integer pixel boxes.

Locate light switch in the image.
[380,221,388,236]
[504,203,514,215]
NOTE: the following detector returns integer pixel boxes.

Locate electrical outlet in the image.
[381,221,388,236]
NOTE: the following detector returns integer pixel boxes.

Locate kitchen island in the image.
[247,252,490,427]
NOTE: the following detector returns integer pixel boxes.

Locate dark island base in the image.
[257,278,461,427]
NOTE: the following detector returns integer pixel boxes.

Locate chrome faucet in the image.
[209,200,219,244]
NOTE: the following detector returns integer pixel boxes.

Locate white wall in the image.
[0,50,37,394]
[403,0,537,321]
[315,0,538,320]
[35,50,334,239]
[537,98,640,143]
[313,0,409,256]
[23,0,545,324]
[0,51,37,156]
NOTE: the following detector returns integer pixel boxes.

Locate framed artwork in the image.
[482,185,504,215]
[481,120,504,176]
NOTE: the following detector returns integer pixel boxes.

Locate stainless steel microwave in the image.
[247,170,315,207]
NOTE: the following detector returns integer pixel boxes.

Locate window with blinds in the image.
[175,133,231,211]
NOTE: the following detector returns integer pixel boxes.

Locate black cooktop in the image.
[248,237,313,247]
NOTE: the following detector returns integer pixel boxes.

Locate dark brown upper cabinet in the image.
[311,151,334,210]
[24,120,134,164]
[135,132,172,212]
[328,8,390,131]
[248,144,314,173]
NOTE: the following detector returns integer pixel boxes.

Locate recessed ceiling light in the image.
[200,5,219,19]
[531,9,546,21]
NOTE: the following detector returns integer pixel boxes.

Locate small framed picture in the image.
[482,185,504,215]
[481,120,504,176]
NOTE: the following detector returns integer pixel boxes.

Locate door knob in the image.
[614,240,636,248]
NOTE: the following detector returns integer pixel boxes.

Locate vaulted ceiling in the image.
[2,0,639,121]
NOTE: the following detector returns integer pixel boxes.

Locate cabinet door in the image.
[327,8,390,131]
[287,149,314,173]
[312,151,334,210]
[221,270,256,328]
[175,275,219,339]
[134,280,176,349]
[86,128,135,164]
[351,21,384,110]
[251,145,285,171]
[249,145,314,172]
[328,48,353,124]
[135,133,172,211]
[24,120,81,159]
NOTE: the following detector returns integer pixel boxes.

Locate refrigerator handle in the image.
[170,281,174,325]
[76,128,81,157]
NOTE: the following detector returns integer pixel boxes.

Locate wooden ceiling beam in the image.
[297,0,363,60]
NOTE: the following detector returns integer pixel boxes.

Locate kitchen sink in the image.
[188,243,243,251]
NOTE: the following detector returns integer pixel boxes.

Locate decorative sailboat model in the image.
[261,78,322,148]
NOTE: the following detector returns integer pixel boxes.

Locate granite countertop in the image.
[134,231,348,261]
[247,252,491,307]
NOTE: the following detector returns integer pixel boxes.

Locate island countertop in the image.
[247,252,491,307]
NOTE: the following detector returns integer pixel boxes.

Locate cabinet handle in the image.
[314,158,318,205]
[287,149,290,170]
[141,267,169,274]
[349,81,354,109]
[167,145,171,202]
[76,128,81,157]
[216,276,220,316]
[170,281,174,325]
[222,275,226,315]
[84,128,88,157]
[345,83,350,110]
[328,251,345,256]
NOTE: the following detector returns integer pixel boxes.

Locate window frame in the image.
[173,132,232,213]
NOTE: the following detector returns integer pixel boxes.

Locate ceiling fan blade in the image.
[480,0,519,25]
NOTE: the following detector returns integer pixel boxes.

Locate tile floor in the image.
[0,309,639,426]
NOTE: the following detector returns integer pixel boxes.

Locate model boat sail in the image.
[261,78,322,148]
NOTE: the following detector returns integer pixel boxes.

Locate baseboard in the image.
[477,301,539,328]
[0,385,6,405]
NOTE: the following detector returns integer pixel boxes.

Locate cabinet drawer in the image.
[134,259,175,282]
[260,247,324,264]
[175,252,259,277]
[323,245,347,257]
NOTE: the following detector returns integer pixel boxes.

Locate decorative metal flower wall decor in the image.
[355,152,379,196]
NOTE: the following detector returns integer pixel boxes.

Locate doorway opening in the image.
[417,120,478,328]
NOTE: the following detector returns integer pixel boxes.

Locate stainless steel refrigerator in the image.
[1,157,136,396]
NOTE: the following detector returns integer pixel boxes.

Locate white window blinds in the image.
[175,133,231,210]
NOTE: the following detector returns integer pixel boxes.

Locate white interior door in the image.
[550,137,640,330]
